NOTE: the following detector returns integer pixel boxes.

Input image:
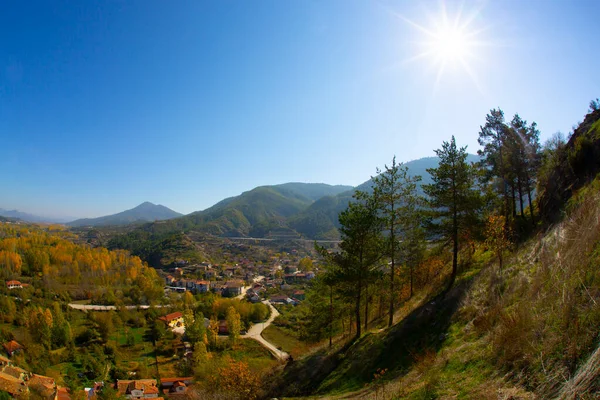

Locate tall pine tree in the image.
[424,136,481,292]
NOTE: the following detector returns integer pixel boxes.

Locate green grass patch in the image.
[262,324,314,359]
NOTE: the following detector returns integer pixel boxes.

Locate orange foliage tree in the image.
[206,357,260,400]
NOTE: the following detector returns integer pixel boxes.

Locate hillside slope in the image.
[268,174,600,400]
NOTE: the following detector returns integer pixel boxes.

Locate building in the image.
[115,379,161,399]
[3,340,23,357]
[223,280,243,297]
[5,280,22,290]
[160,377,193,395]
[292,290,306,301]
[158,312,184,329]
[193,280,210,293]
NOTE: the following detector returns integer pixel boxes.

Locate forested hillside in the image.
[262,101,600,399]
[0,224,164,304]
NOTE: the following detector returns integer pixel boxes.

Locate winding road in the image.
[67,304,164,311]
[242,300,290,361]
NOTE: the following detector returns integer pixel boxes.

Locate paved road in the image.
[242,300,289,361]
[68,304,164,311]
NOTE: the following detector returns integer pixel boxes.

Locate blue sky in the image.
[1,0,598,219]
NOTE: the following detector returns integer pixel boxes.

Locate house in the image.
[223,280,243,297]
[3,340,23,357]
[165,275,175,286]
[0,358,58,399]
[192,280,210,293]
[84,382,104,399]
[6,280,22,289]
[160,377,193,395]
[28,374,57,399]
[57,386,72,400]
[270,295,293,305]
[115,379,161,399]
[204,269,216,279]
[0,372,28,398]
[3,364,29,380]
[292,290,305,301]
[158,312,184,329]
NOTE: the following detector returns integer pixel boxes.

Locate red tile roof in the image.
[3,340,23,354]
[158,312,183,323]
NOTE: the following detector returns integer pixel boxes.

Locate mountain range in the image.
[0,208,75,224]
[105,155,479,243]
[67,202,183,227]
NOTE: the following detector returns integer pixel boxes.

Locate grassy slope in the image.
[302,179,600,399]
[271,177,600,400]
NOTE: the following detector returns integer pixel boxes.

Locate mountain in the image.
[271,182,354,201]
[67,202,183,227]
[0,208,74,223]
[290,155,481,239]
[174,185,316,237]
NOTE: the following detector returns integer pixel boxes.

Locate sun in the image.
[430,25,470,63]
[391,2,490,91]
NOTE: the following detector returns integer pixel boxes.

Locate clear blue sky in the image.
[1,0,598,219]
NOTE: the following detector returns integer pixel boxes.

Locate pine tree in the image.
[424,136,481,292]
[478,109,510,221]
[372,156,423,327]
[324,191,382,339]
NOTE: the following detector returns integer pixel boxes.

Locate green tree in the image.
[424,136,481,292]
[372,156,423,326]
[226,306,241,345]
[478,109,510,221]
[320,191,382,339]
[185,311,206,344]
[298,256,314,271]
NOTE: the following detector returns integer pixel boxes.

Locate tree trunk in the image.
[525,172,535,226]
[448,184,459,292]
[511,182,517,219]
[517,174,525,218]
[410,264,414,298]
[388,221,395,327]
[364,283,369,332]
[356,262,362,340]
[329,285,333,348]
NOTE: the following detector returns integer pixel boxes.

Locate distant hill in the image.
[168,185,316,237]
[271,182,354,201]
[0,208,73,223]
[291,155,480,239]
[67,202,183,227]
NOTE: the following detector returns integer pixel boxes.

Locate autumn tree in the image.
[226,306,241,345]
[207,317,219,349]
[206,358,260,400]
[298,256,314,271]
[485,213,512,272]
[424,136,481,292]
